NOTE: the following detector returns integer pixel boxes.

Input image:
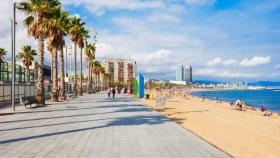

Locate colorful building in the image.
[103,59,136,84]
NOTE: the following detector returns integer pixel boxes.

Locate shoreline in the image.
[139,93,280,158]
[190,89,280,115]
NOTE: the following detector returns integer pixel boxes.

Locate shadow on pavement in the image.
[0,114,170,145]
[0,104,150,124]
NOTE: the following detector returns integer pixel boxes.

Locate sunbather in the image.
[261,106,272,116]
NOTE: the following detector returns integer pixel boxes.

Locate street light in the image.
[11,2,24,111]
[65,44,72,94]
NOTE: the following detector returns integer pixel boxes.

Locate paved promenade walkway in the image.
[0,93,229,158]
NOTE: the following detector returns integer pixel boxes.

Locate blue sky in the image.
[0,0,280,81]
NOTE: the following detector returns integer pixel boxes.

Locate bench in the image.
[20,96,36,109]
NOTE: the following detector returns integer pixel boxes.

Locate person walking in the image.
[202,95,205,102]
[108,88,111,98]
[112,87,116,99]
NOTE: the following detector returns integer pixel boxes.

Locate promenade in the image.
[0,93,229,158]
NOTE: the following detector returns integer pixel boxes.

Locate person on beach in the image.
[234,99,244,111]
[261,106,272,116]
[112,87,116,99]
[239,100,244,111]
[108,88,111,98]
[202,95,205,102]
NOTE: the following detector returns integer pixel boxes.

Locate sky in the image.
[0,0,280,82]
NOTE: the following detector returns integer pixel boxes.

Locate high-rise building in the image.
[185,65,192,84]
[176,64,184,81]
[103,59,136,84]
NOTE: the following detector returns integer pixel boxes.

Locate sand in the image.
[139,94,280,158]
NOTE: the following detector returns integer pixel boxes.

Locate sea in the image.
[191,89,280,113]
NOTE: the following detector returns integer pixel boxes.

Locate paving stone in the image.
[0,93,230,158]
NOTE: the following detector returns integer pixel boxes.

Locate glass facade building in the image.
[176,64,184,81]
[185,65,192,84]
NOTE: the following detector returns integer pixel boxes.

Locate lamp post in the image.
[11,2,24,111]
[65,45,72,93]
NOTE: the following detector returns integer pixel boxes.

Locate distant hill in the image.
[193,80,280,87]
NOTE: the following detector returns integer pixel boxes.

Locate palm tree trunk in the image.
[86,62,91,94]
[92,73,95,93]
[59,48,66,100]
[73,44,77,97]
[79,48,83,96]
[27,66,29,82]
[97,74,99,91]
[36,37,45,105]
[52,50,58,102]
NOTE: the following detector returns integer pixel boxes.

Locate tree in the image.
[16,45,37,81]
[47,8,69,101]
[77,27,89,96]
[0,48,7,62]
[92,61,101,92]
[57,11,70,100]
[69,16,85,98]
[85,44,95,94]
[20,0,61,105]
[104,73,111,89]
[99,66,105,90]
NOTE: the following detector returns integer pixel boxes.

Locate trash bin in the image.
[146,94,150,99]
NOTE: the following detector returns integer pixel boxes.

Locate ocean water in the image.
[191,89,280,113]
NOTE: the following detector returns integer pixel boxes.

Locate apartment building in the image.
[103,59,136,84]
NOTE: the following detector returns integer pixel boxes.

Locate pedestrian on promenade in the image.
[108,88,111,98]
[112,87,116,99]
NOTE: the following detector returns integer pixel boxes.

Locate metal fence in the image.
[0,61,93,105]
[0,81,35,103]
[0,61,38,105]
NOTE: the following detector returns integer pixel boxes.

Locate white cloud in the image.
[62,0,164,15]
[0,0,39,61]
[185,0,216,5]
[206,57,238,67]
[166,4,186,14]
[194,68,261,78]
[206,57,222,66]
[206,56,272,67]
[223,59,238,66]
[148,13,181,23]
[240,56,271,67]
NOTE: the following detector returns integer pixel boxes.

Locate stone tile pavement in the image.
[0,92,230,158]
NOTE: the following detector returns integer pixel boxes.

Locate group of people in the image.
[108,87,116,99]
[231,99,273,117]
[233,99,245,111]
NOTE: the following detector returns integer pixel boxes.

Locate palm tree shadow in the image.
[0,114,170,145]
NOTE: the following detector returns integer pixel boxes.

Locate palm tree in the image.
[77,27,89,96]
[20,0,61,105]
[47,8,69,101]
[93,61,102,92]
[0,48,7,62]
[57,11,70,100]
[85,44,95,94]
[16,45,37,81]
[99,66,105,90]
[47,37,59,102]
[104,73,111,89]
[69,16,85,98]
[47,7,62,102]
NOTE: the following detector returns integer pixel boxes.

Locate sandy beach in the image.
[139,93,280,158]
